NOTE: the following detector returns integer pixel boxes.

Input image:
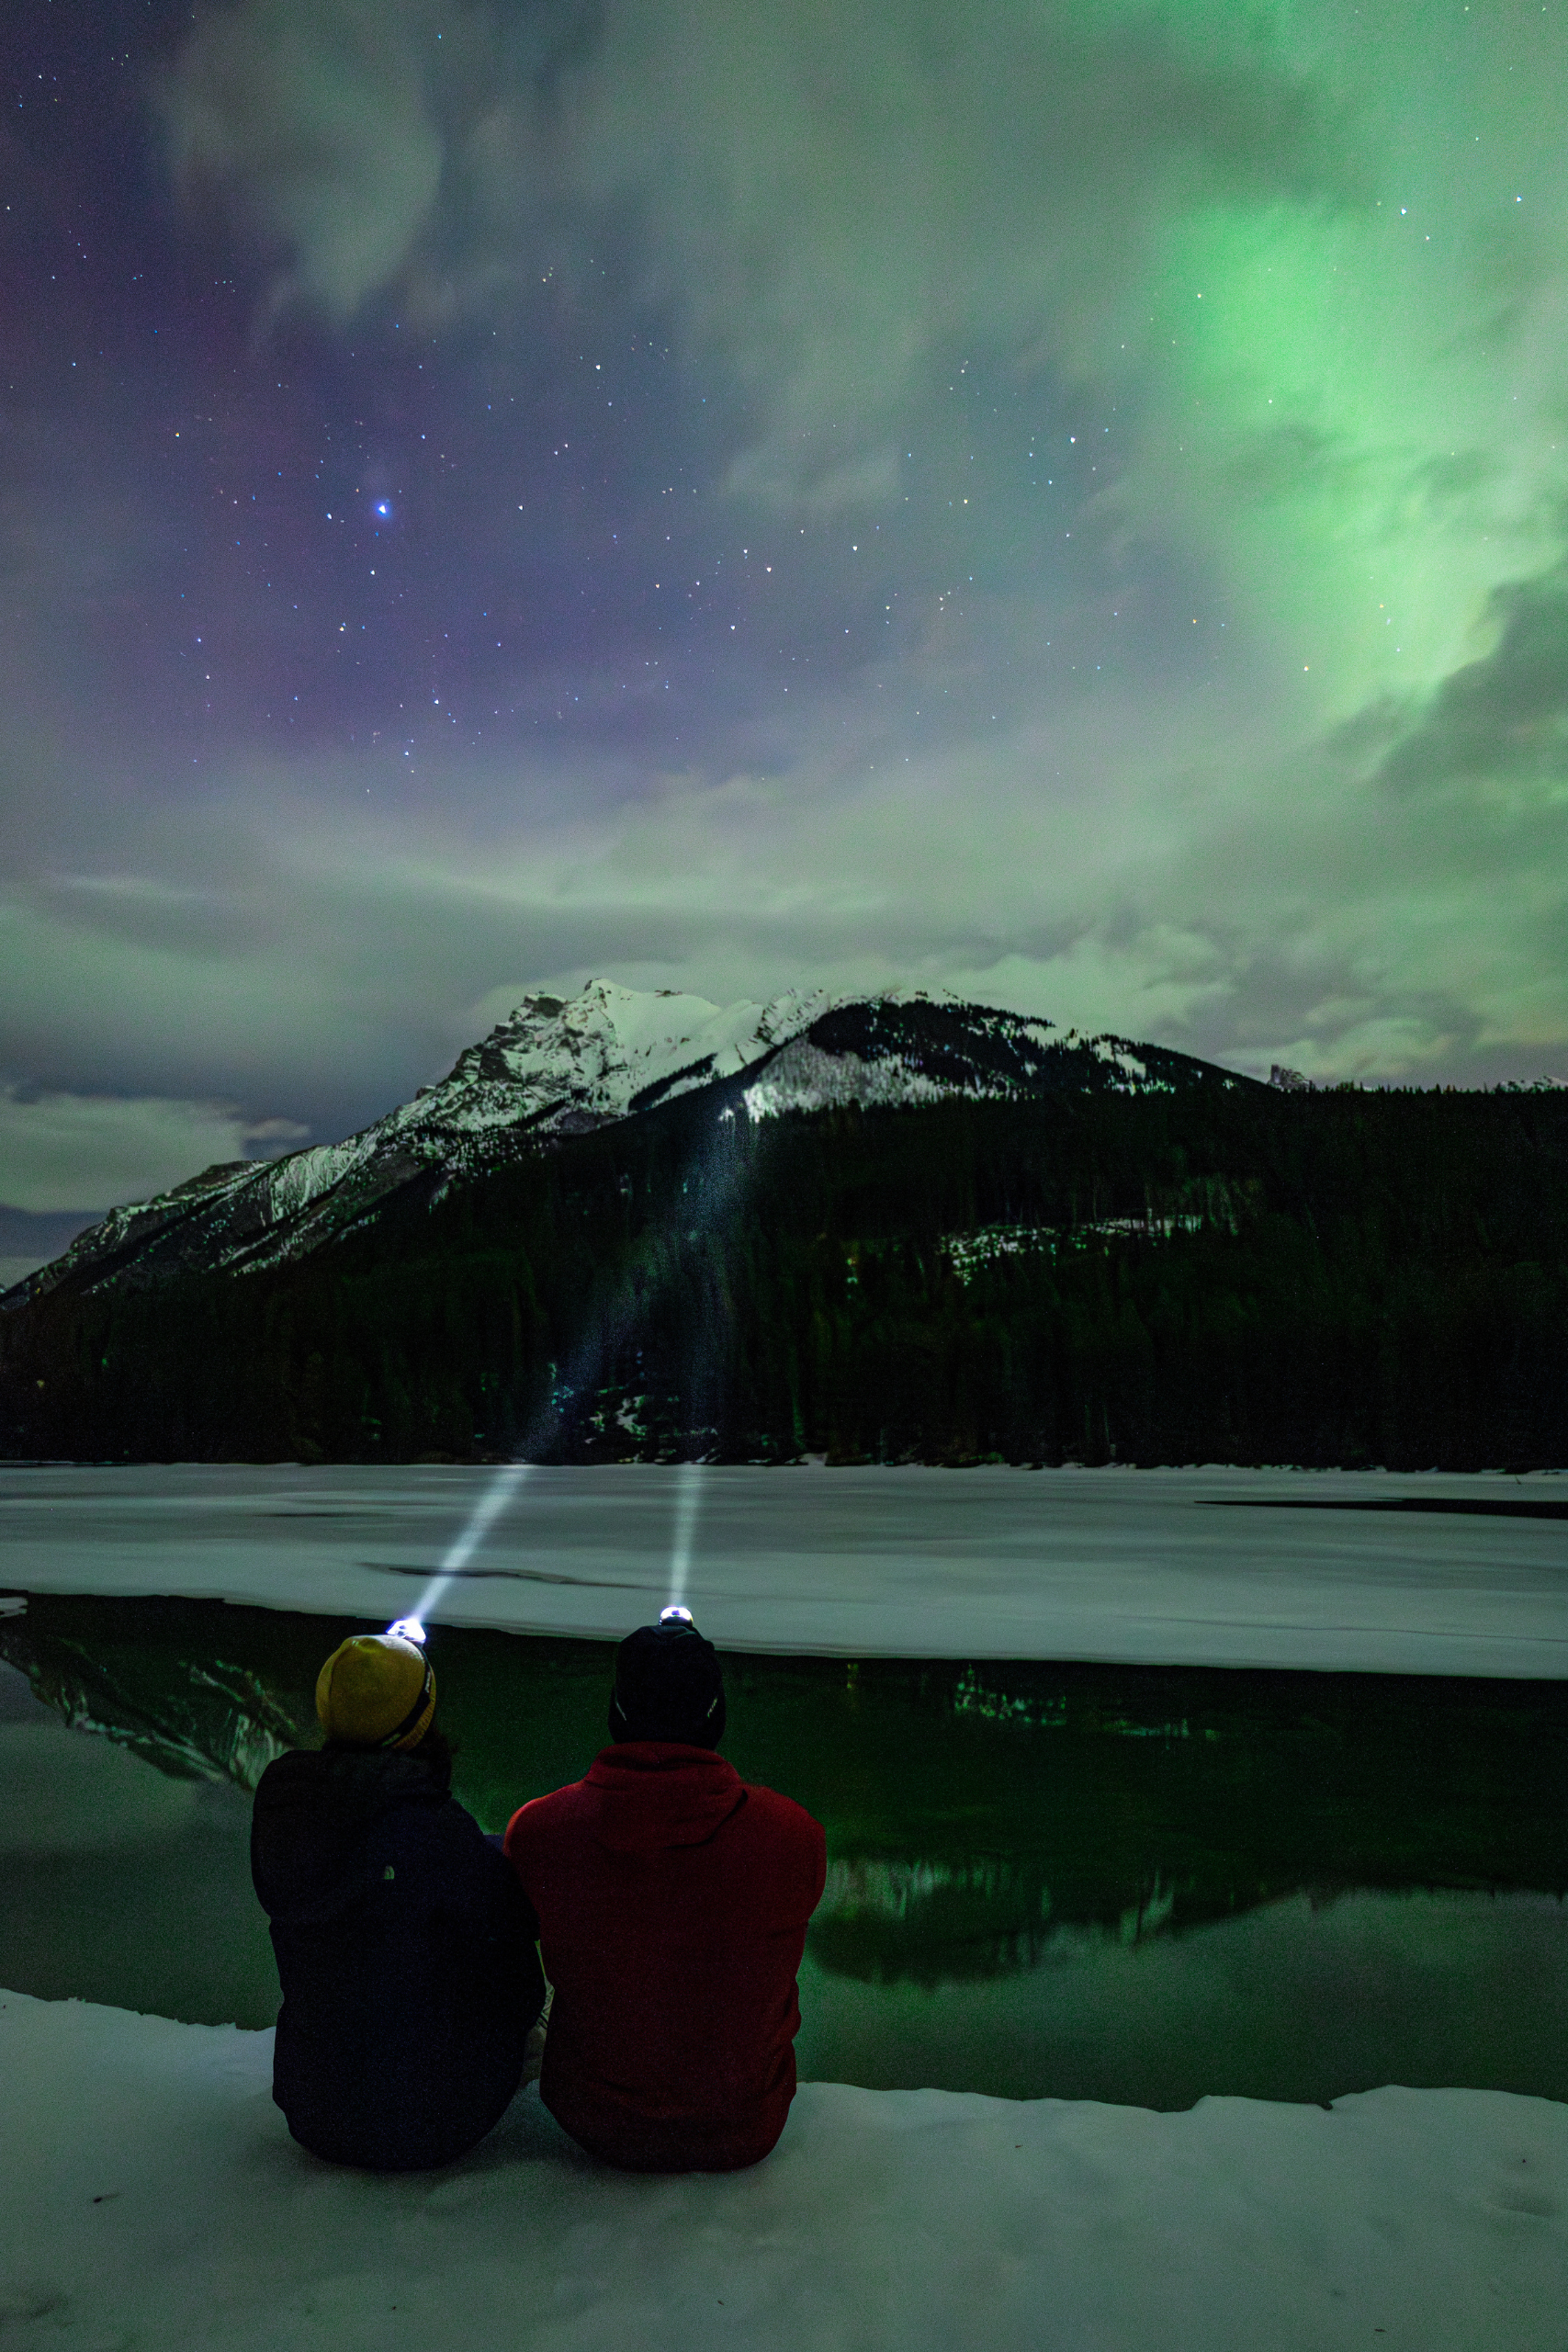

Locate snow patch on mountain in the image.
[742,1039,949,1119]
[2,980,1225,1306]
[398,979,835,1139]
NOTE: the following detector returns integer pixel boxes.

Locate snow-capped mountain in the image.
[4,981,1235,1306]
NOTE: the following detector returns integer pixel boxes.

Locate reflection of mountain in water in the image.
[4,1595,1565,1991]
[1,1600,309,1791]
[750,1656,1568,1988]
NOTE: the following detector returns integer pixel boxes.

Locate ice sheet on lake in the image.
[2,1463,1566,1676]
[1,1989,1562,2352]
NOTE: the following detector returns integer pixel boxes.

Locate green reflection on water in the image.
[1,1592,1565,2106]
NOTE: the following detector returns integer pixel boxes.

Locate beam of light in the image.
[387,1101,755,1645]
[666,1458,704,1610]
[387,1460,532,1639]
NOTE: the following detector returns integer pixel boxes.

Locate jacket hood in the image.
[252,1745,451,1926]
[581,1743,746,1855]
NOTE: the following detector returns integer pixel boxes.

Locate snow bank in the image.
[2,1991,1563,2350]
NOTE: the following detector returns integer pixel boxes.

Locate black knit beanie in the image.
[609,1619,727,1747]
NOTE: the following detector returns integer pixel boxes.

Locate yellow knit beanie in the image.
[314,1634,436,1750]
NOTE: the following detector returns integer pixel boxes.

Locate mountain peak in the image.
[5,982,1233,1307]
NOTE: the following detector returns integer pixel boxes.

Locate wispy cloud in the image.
[0,1084,306,1215]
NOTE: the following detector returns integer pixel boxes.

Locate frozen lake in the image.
[2,1461,1566,1674]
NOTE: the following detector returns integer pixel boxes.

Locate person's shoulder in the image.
[383,1786,502,1882]
[252,1744,325,1807]
[510,1776,591,1823]
[368,1758,465,1844]
[734,1781,827,1905]
[502,1775,591,1855]
[739,1781,824,1846]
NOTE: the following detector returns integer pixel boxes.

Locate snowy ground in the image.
[2,1989,1563,2351]
[3,1461,1566,1675]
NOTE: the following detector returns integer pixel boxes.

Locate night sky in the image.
[5,0,1568,1247]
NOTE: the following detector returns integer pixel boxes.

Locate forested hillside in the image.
[4,1078,1567,1469]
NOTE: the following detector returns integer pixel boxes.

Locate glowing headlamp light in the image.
[387,1616,427,1645]
[659,1605,694,1628]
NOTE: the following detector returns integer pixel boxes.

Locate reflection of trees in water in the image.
[815,1856,1049,1984]
[5,1598,1567,1993]
[816,1855,1049,1984]
[787,1655,1568,1984]
[953,1666,1222,1747]
[812,1856,1189,1985]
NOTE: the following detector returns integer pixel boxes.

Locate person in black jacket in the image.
[252,1631,545,2172]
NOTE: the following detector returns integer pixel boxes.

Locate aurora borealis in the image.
[4,0,1568,1250]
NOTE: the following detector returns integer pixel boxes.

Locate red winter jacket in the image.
[504,1744,826,2172]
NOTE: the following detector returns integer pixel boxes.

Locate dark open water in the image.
[1,1591,1564,2109]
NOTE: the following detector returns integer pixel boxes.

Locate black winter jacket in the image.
[252,1745,545,2171]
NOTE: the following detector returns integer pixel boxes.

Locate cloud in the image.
[8,0,1568,1167]
[0,1085,307,1215]
[161,0,446,325]
[1379,560,1568,797]
[160,0,1346,503]
[0,1204,102,1292]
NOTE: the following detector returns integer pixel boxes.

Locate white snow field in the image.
[2,1460,1566,1674]
[2,1989,1564,2352]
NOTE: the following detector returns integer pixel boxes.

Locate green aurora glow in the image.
[4,0,1568,1225]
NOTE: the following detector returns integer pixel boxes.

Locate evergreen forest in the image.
[4,1078,1567,1469]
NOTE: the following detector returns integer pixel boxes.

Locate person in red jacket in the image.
[504,1610,826,2172]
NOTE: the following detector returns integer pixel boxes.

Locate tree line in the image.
[4,1079,1567,1468]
